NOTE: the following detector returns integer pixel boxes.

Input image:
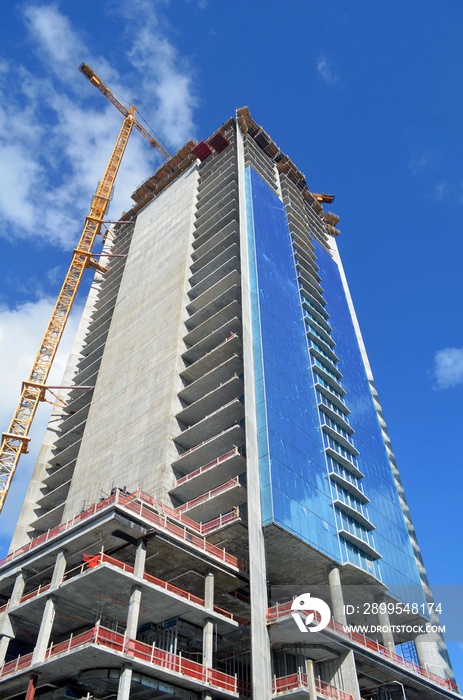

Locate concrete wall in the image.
[63,166,199,518]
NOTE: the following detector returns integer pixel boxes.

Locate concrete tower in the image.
[0,109,458,700]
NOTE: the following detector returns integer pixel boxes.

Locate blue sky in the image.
[0,0,462,685]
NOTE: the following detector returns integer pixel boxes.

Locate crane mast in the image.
[0,65,169,513]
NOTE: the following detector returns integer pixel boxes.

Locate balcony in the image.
[176,375,244,428]
[36,480,71,511]
[188,255,240,301]
[174,399,244,451]
[176,477,247,523]
[334,497,373,528]
[178,356,243,405]
[338,530,380,560]
[172,425,245,474]
[182,318,241,364]
[312,366,345,397]
[321,425,358,456]
[267,602,459,695]
[272,673,353,700]
[324,447,363,479]
[43,460,76,491]
[190,226,239,274]
[186,271,241,316]
[0,626,239,697]
[318,402,351,432]
[315,382,348,414]
[171,447,246,501]
[180,334,242,384]
[185,286,241,331]
[329,471,368,504]
[0,489,247,576]
[183,300,241,347]
[4,552,238,636]
[188,244,240,288]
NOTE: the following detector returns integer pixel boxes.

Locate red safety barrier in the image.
[272,672,353,700]
[176,477,240,513]
[0,488,247,574]
[175,447,240,486]
[0,625,238,694]
[267,602,459,693]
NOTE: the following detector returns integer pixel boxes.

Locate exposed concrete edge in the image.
[236,121,272,699]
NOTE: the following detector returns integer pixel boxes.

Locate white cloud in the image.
[433,347,463,389]
[432,180,448,201]
[127,8,197,147]
[0,2,198,250]
[408,150,435,176]
[316,56,339,86]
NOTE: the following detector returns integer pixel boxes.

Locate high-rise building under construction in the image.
[0,108,458,700]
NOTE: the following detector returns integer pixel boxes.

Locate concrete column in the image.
[133,539,147,579]
[126,586,142,639]
[0,635,10,665]
[32,595,56,663]
[0,570,28,655]
[305,659,318,700]
[375,595,395,652]
[414,632,453,680]
[204,571,214,611]
[339,650,361,700]
[203,618,214,668]
[328,567,347,626]
[117,663,132,700]
[31,550,67,664]
[9,571,27,607]
[50,550,67,587]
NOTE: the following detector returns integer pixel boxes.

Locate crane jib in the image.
[0,64,169,513]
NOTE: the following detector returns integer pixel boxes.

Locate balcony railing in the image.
[273,672,353,700]
[176,477,242,513]
[267,602,459,693]
[174,447,241,487]
[0,489,247,574]
[1,552,236,622]
[0,625,238,694]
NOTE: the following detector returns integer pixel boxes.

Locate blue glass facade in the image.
[246,166,423,595]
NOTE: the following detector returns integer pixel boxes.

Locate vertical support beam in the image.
[25,674,38,700]
[50,550,67,587]
[126,586,142,639]
[133,538,147,579]
[0,635,10,665]
[10,571,27,607]
[328,567,347,626]
[124,539,147,641]
[32,596,56,663]
[203,570,214,669]
[0,570,28,662]
[117,663,132,700]
[31,549,67,664]
[203,617,214,668]
[204,571,214,610]
[305,659,318,700]
[339,650,361,700]
[237,114,272,700]
[375,595,395,652]
[414,632,452,680]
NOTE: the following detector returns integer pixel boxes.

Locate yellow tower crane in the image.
[0,64,170,513]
